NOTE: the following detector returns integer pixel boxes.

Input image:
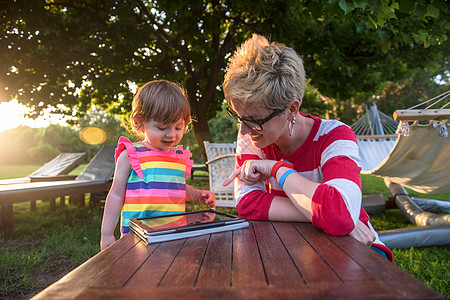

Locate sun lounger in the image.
[0,152,87,185]
[0,145,115,238]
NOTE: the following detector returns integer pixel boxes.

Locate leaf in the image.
[425,4,440,19]
[398,0,414,13]
[381,4,396,19]
[433,1,448,13]
[414,4,427,18]
[354,0,368,10]
[338,0,355,15]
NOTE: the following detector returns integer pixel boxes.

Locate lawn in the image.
[0,167,448,299]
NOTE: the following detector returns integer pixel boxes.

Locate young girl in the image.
[100,80,215,250]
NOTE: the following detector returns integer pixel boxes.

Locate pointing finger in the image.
[223,168,241,186]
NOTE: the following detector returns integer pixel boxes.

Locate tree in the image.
[262,0,449,104]
[1,0,449,160]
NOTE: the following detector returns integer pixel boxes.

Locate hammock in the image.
[352,92,450,246]
[363,125,450,194]
[352,91,450,194]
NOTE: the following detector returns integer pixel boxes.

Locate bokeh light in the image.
[79,127,107,145]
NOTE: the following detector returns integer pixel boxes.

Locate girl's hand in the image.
[223,160,275,186]
[199,190,215,208]
[348,220,376,246]
[100,234,116,251]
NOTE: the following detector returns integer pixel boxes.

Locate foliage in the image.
[1,0,449,160]
[374,68,450,116]
[392,245,449,298]
[257,1,449,102]
[0,202,104,299]
[369,209,415,231]
[77,106,131,146]
[208,102,239,143]
[181,103,239,163]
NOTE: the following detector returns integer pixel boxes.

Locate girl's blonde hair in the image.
[223,34,306,110]
[129,80,192,137]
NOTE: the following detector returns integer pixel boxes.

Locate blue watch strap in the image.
[279,169,297,189]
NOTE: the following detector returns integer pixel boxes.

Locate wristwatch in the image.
[271,160,293,178]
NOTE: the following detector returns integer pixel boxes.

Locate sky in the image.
[0,99,68,133]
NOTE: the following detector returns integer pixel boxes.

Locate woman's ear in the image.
[288,99,301,119]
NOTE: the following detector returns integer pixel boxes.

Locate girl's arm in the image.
[100,150,130,250]
[186,185,215,208]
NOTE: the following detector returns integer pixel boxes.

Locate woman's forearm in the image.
[268,196,311,222]
[272,166,319,221]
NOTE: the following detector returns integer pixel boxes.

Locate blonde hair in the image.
[223,34,306,110]
[129,80,192,138]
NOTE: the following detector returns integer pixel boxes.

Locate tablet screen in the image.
[134,210,242,233]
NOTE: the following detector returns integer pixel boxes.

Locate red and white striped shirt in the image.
[235,113,392,261]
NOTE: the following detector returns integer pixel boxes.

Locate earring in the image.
[289,117,296,136]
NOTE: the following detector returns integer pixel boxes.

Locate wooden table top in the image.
[32,221,443,299]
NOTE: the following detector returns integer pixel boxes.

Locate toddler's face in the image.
[142,118,185,152]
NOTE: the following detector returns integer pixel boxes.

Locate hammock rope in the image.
[407,89,450,110]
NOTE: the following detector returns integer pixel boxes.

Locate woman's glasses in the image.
[226,106,285,131]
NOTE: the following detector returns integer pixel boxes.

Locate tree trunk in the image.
[184,33,236,162]
[191,114,212,163]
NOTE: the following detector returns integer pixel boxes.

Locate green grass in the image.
[0,200,105,299]
[0,165,42,180]
[0,167,448,298]
[0,164,87,180]
[361,174,450,201]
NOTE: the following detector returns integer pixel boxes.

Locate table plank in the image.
[252,221,305,287]
[158,235,209,288]
[75,281,415,300]
[195,231,233,288]
[89,239,158,288]
[32,232,141,299]
[272,222,341,285]
[294,223,374,283]
[125,238,186,288]
[326,234,443,299]
[232,223,267,288]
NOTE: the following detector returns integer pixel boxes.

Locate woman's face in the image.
[229,100,288,149]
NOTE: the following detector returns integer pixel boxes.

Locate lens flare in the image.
[79,127,107,145]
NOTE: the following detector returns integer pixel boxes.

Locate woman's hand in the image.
[223,160,276,186]
[349,220,376,246]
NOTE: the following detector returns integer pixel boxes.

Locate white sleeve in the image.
[234,132,267,205]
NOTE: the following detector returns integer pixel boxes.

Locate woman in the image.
[222,34,392,260]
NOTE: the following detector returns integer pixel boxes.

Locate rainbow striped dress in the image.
[115,137,193,235]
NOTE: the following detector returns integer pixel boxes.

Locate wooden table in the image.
[32,221,443,299]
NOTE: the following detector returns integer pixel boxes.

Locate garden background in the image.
[1,0,449,299]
